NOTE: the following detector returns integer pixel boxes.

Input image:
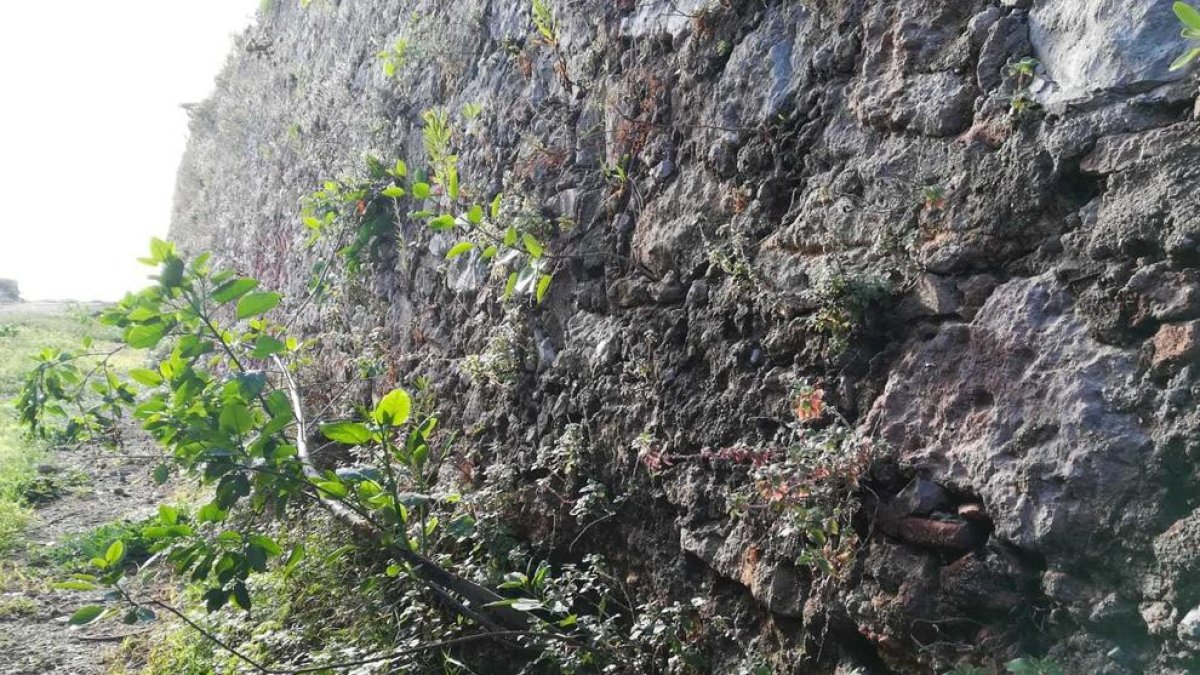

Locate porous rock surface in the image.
[171,0,1200,672]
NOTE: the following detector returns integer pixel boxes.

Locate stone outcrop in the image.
[171,0,1200,672]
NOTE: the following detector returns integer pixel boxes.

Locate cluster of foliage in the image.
[12,240,772,673]
[301,110,557,303]
[1172,2,1200,70]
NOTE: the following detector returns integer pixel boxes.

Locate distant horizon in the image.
[0,2,259,302]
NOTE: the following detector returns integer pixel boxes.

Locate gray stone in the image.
[1029,0,1187,102]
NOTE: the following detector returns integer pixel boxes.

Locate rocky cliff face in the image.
[171,0,1200,672]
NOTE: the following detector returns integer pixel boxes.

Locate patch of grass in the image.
[0,501,30,554]
[0,561,46,594]
[109,624,218,675]
[0,304,132,552]
[37,518,159,571]
[0,595,36,619]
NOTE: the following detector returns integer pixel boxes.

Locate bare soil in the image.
[0,438,169,674]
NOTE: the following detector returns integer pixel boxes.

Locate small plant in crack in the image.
[1004,57,1040,117]
[1171,2,1200,70]
[377,38,410,78]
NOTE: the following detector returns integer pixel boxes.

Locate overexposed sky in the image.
[0,2,259,301]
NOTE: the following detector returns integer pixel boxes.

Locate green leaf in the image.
[125,324,166,349]
[392,159,408,177]
[428,214,456,231]
[219,404,254,436]
[535,273,553,304]
[447,168,460,200]
[197,502,227,523]
[249,535,282,556]
[129,368,163,386]
[446,242,475,259]
[382,184,406,198]
[315,480,349,499]
[503,227,518,247]
[386,563,402,577]
[320,421,374,445]
[204,589,229,613]
[250,335,286,359]
[490,193,503,219]
[481,245,498,260]
[68,605,106,626]
[153,463,170,485]
[467,204,483,225]
[52,581,99,591]
[1171,45,1200,70]
[236,292,282,319]
[212,278,259,305]
[412,182,431,199]
[232,582,252,611]
[522,233,544,258]
[1176,1,1200,31]
[149,238,174,264]
[105,540,126,567]
[503,271,519,300]
[372,389,412,426]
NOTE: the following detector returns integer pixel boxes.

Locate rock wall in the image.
[171,0,1200,672]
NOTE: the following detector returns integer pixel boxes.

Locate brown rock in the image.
[1151,320,1200,370]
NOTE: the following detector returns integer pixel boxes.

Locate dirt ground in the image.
[0,442,168,675]
[0,301,170,674]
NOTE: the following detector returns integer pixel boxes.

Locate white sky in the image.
[0,2,259,301]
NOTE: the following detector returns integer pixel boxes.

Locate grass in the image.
[0,303,131,552]
[36,517,159,571]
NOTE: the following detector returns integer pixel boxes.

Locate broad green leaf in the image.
[382,184,406,198]
[149,238,174,264]
[446,242,475,259]
[467,204,483,225]
[447,168,460,199]
[125,324,165,349]
[315,480,349,499]
[428,214,456,231]
[153,463,170,485]
[250,335,286,359]
[392,159,408,177]
[482,245,498,260]
[212,278,259,305]
[320,421,374,445]
[412,182,431,199]
[503,227,518,247]
[236,292,282,319]
[536,273,553,304]
[249,534,282,556]
[68,605,106,626]
[522,233,544,258]
[372,389,412,426]
[197,502,227,523]
[232,582,252,610]
[490,193,503,218]
[1176,1,1200,31]
[105,540,126,566]
[204,589,229,613]
[129,368,163,386]
[219,403,253,435]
